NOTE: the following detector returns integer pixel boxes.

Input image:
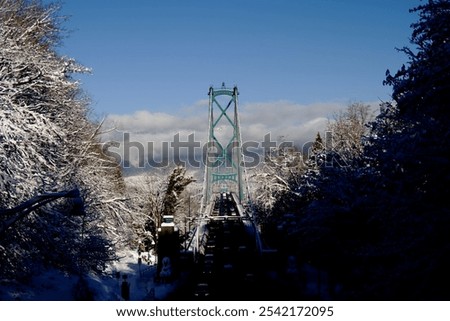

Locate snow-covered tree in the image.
[127,167,196,254]
[161,166,196,219]
[287,1,450,299]
[249,102,376,296]
[0,0,130,281]
[327,102,373,164]
[250,144,304,223]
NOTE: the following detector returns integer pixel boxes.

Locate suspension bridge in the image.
[164,84,282,299]
[196,83,261,251]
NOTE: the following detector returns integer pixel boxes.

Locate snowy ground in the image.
[0,249,179,301]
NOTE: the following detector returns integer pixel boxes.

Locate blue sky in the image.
[58,0,420,118]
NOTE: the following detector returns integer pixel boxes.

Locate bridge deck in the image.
[181,192,265,299]
[164,191,297,300]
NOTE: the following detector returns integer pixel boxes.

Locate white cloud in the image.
[105,110,206,134]
[100,100,376,168]
[238,100,345,145]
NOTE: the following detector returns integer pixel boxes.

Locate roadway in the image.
[167,193,297,300]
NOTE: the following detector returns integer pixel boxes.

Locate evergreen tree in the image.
[362,0,450,299]
[162,166,195,219]
[311,132,324,155]
[385,0,450,120]
[140,166,195,251]
[372,0,450,213]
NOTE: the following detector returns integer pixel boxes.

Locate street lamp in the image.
[0,188,83,238]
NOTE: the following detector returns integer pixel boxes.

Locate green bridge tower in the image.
[202,83,245,210]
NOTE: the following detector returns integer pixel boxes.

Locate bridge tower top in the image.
[202,83,245,210]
